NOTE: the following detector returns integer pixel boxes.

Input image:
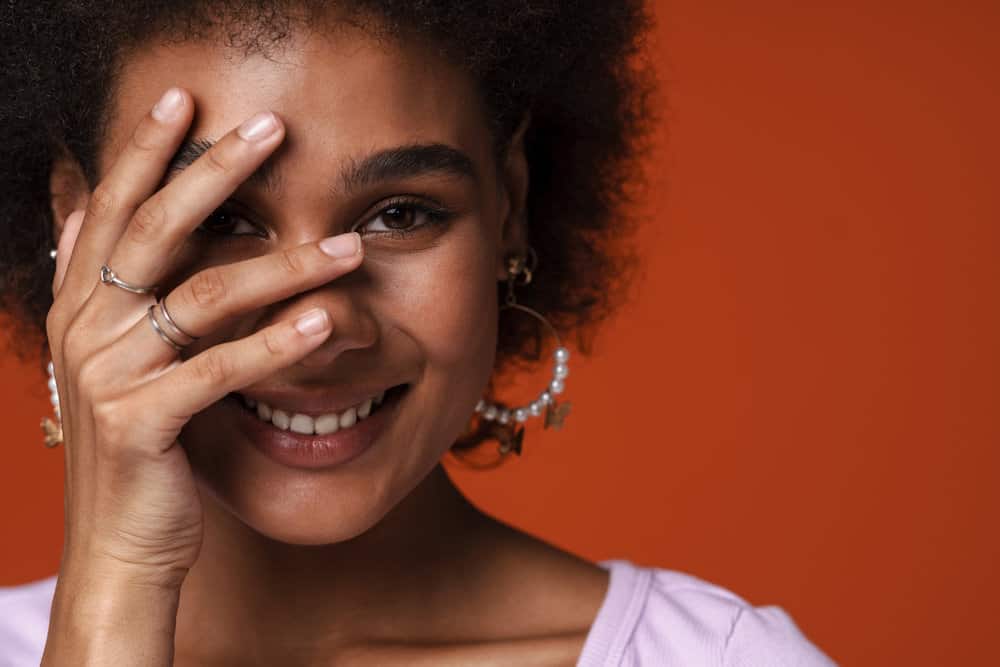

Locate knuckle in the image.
[128,199,167,245]
[91,399,129,444]
[194,351,231,386]
[129,117,161,153]
[261,328,285,357]
[278,248,305,277]
[46,306,67,342]
[61,321,91,363]
[203,146,233,175]
[88,185,117,218]
[187,267,228,308]
[76,355,108,395]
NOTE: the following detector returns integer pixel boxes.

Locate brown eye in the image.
[358,200,452,237]
[196,207,265,238]
[374,205,420,231]
[382,206,417,229]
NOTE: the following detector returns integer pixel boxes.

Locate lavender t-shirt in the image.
[0,559,836,665]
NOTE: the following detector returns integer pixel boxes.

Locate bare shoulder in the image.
[459,516,611,639]
[446,521,610,664]
[474,524,611,666]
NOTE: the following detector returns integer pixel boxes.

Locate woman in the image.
[0,1,836,664]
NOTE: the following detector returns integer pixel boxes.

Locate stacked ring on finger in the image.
[147,298,198,351]
[98,262,192,351]
[100,264,158,295]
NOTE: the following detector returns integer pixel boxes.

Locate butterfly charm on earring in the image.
[475,249,575,455]
[497,425,525,455]
[544,400,571,430]
[41,417,63,448]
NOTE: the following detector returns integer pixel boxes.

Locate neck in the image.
[176,463,492,658]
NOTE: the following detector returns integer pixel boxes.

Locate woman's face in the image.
[94,22,523,544]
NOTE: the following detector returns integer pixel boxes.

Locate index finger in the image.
[100,110,286,293]
[60,87,194,308]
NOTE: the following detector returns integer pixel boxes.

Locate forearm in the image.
[41,574,181,666]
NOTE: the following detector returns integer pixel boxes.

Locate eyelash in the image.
[354,197,454,239]
[196,197,453,241]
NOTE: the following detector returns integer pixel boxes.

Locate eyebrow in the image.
[166,139,479,195]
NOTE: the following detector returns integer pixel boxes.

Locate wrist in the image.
[61,540,193,590]
[42,568,182,666]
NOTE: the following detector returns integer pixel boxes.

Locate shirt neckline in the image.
[16,564,652,666]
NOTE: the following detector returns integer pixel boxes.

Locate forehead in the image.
[104,25,493,178]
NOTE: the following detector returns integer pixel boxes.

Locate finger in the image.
[61,88,194,305]
[101,111,285,292]
[52,209,87,296]
[135,308,333,434]
[98,233,363,375]
[164,232,363,339]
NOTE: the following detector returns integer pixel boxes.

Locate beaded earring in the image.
[41,359,63,447]
[474,248,572,455]
[42,247,63,447]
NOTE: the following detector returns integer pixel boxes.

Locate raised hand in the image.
[41,88,363,664]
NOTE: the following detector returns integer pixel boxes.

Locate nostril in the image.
[296,336,374,369]
[290,302,378,370]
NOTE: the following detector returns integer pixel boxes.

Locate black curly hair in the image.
[0,0,658,454]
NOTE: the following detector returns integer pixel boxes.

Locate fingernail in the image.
[294,308,330,336]
[319,232,361,259]
[238,112,279,142]
[152,88,184,122]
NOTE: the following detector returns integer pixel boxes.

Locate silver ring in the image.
[100,264,157,295]
[159,297,198,343]
[147,305,185,351]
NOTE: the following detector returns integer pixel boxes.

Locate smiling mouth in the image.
[227,384,409,436]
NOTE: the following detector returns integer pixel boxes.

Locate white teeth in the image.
[289,413,314,435]
[241,391,386,435]
[314,414,340,435]
[271,409,290,431]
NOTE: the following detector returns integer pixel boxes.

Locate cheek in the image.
[377,228,499,375]
[363,220,502,460]
[170,219,502,394]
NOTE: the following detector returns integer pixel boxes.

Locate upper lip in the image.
[236,383,403,416]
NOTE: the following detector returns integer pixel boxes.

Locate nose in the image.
[286,283,379,369]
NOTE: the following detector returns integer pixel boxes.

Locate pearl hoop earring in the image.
[474,248,572,455]
[42,248,64,446]
[41,359,63,447]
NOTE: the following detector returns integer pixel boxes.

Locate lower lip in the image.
[226,388,404,470]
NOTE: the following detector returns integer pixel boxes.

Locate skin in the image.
[42,18,609,667]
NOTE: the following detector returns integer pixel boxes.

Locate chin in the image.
[177,335,495,546]
[202,476,396,546]
[179,387,456,547]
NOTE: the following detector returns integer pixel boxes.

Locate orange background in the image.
[2,1,997,664]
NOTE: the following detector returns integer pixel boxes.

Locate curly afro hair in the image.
[0,0,658,454]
